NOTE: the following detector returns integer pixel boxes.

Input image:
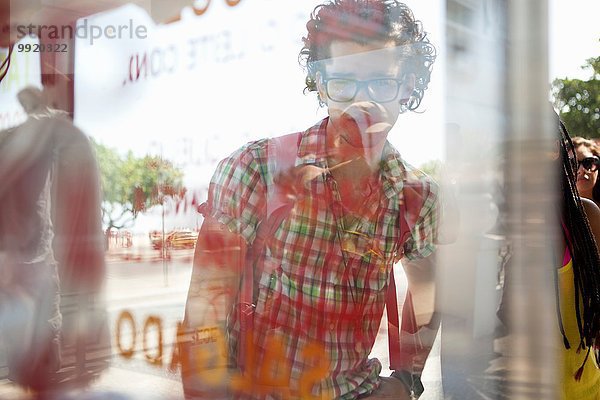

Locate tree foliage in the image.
[419,159,442,181]
[552,53,600,138]
[92,140,185,231]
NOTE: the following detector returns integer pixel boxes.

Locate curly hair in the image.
[572,136,600,204]
[298,0,436,111]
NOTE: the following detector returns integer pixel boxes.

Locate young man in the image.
[182,1,438,398]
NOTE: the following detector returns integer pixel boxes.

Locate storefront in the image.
[2,0,595,399]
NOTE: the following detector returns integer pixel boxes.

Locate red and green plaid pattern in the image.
[205,118,438,399]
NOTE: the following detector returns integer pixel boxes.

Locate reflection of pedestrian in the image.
[0,86,107,394]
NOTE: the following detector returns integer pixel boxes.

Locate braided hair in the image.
[558,118,600,374]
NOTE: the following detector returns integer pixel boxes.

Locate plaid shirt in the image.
[205,118,438,399]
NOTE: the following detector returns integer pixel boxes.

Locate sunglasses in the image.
[579,156,600,172]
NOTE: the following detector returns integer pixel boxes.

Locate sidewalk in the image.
[0,254,443,400]
[0,247,191,400]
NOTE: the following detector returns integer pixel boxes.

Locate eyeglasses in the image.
[579,156,600,172]
[322,77,405,103]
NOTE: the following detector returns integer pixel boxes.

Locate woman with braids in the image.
[556,117,600,399]
[572,136,600,207]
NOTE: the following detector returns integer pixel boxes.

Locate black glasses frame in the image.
[322,77,406,103]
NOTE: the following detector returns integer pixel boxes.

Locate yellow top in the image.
[558,254,600,400]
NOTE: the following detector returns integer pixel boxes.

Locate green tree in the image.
[92,140,185,235]
[419,159,442,181]
[552,53,600,138]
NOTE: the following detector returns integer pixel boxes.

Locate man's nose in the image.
[353,84,371,103]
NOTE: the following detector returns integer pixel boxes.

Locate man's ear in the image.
[315,71,328,104]
[399,73,416,104]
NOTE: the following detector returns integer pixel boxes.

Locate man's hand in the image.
[273,165,326,199]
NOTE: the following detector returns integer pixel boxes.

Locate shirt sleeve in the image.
[402,178,439,261]
[204,142,267,245]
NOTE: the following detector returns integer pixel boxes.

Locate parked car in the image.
[149,230,165,250]
[149,229,198,250]
[167,229,197,249]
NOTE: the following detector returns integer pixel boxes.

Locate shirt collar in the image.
[295,117,414,199]
[296,117,329,166]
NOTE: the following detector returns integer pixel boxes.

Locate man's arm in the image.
[184,142,266,331]
[186,215,247,330]
[179,214,248,399]
[392,178,440,398]
[402,254,437,328]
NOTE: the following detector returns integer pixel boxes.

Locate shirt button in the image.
[355,341,364,353]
